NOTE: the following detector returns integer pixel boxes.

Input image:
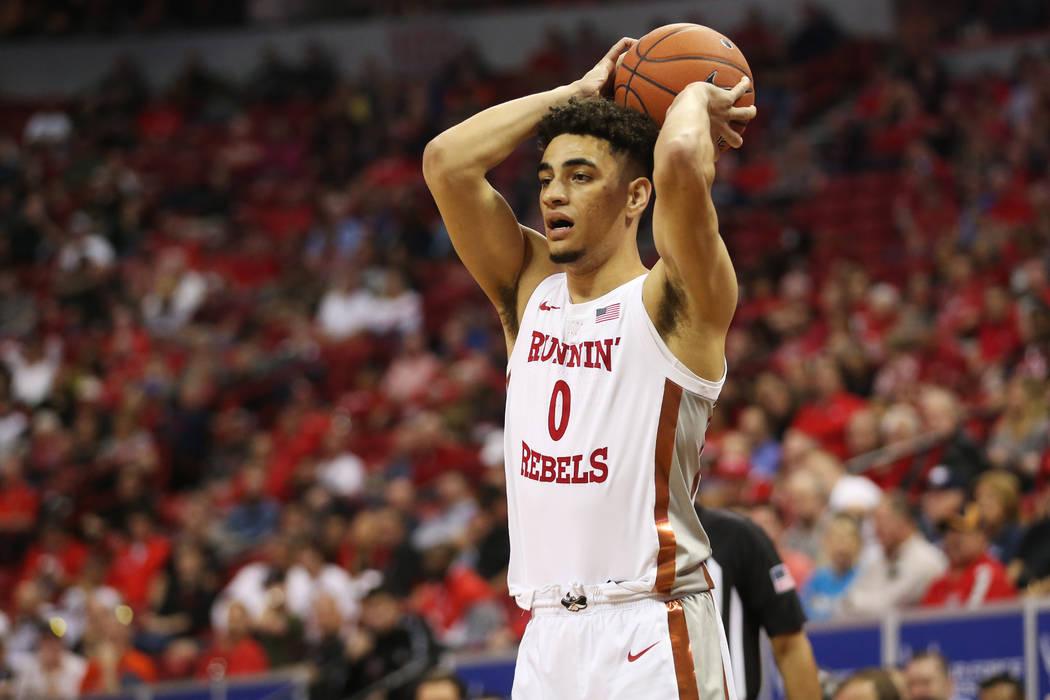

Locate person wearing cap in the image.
[837,492,947,618]
[917,464,968,544]
[920,503,1016,608]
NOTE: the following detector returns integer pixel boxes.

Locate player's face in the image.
[538,134,641,265]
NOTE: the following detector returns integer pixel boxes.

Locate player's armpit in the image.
[648,89,739,336]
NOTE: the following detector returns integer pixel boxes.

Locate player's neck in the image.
[563,240,647,304]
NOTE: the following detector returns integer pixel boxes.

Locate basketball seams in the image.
[625,24,693,102]
[617,62,679,97]
[637,55,753,82]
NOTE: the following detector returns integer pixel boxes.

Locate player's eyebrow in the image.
[562,157,597,169]
[538,158,597,174]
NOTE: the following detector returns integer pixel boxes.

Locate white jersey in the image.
[504,272,724,609]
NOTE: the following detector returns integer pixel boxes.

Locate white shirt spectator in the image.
[317,452,366,497]
[2,339,62,406]
[141,269,209,333]
[10,649,87,699]
[56,234,114,272]
[285,563,362,626]
[54,585,121,649]
[210,562,274,631]
[369,289,422,336]
[316,286,374,340]
[0,407,28,455]
[837,533,947,618]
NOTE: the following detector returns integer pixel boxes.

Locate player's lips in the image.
[545,214,575,240]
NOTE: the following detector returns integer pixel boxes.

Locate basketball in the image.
[614,23,754,147]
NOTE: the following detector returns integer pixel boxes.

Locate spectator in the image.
[986,376,1049,478]
[789,356,867,460]
[106,508,171,609]
[9,624,87,699]
[974,470,1023,563]
[1008,485,1050,590]
[917,465,969,544]
[921,503,1016,608]
[212,534,295,629]
[1,337,62,407]
[414,669,467,700]
[314,415,366,499]
[802,513,862,623]
[977,672,1023,700]
[838,493,947,618]
[226,464,281,554]
[738,406,782,478]
[916,386,988,491]
[79,604,158,694]
[306,592,348,699]
[411,542,500,648]
[17,518,89,597]
[781,468,829,561]
[346,587,439,700]
[903,650,952,700]
[138,541,218,654]
[195,601,269,680]
[747,503,814,589]
[286,539,368,635]
[316,269,372,340]
[834,668,902,700]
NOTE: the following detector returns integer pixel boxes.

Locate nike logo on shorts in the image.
[627,642,659,662]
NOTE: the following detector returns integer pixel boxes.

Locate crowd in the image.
[0,3,1048,699]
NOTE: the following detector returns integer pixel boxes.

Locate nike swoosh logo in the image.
[539,302,560,311]
[627,642,659,662]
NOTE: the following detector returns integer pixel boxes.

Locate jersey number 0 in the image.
[548,380,571,441]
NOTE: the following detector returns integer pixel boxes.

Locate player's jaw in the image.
[544,212,585,263]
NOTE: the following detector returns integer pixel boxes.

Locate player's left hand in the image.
[688,76,757,150]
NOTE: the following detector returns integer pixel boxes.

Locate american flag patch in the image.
[595,303,620,323]
[769,563,796,594]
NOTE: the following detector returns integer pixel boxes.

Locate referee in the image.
[697,506,821,700]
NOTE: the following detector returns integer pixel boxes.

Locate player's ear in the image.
[626,176,652,217]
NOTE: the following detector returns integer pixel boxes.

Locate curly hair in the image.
[536,97,659,180]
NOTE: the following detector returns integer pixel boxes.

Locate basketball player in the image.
[423,37,755,699]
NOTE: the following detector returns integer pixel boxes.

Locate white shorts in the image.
[512,590,736,700]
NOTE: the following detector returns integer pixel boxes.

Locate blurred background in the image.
[0,0,1048,699]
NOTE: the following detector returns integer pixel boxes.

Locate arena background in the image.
[0,1,1048,699]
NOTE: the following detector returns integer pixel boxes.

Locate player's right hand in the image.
[572,37,636,100]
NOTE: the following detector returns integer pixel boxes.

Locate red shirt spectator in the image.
[413,560,494,640]
[107,511,171,609]
[921,504,1016,609]
[197,601,270,679]
[791,390,867,460]
[80,648,158,694]
[18,524,89,588]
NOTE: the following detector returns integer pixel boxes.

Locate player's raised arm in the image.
[645,77,756,379]
[423,38,635,336]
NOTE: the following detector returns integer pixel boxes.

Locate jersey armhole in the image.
[636,280,726,401]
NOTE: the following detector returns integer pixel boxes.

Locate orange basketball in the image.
[614,23,754,150]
